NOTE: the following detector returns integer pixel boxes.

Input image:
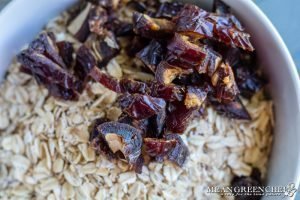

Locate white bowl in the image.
[0,0,299,199]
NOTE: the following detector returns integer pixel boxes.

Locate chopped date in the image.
[67,2,92,42]
[149,82,185,102]
[17,32,84,100]
[118,113,150,136]
[196,46,222,76]
[136,40,164,73]
[74,45,97,81]
[90,31,120,67]
[234,66,264,99]
[175,4,254,51]
[210,97,251,120]
[144,138,177,157]
[56,41,74,68]
[88,5,108,36]
[120,94,167,120]
[166,101,196,133]
[155,2,184,19]
[164,134,189,167]
[95,122,143,167]
[155,61,186,84]
[211,63,239,102]
[34,73,80,101]
[184,86,208,108]
[90,69,149,94]
[147,108,166,138]
[166,34,206,69]
[126,36,150,57]
[133,12,175,38]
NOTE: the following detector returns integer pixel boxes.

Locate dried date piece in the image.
[211,63,239,102]
[119,94,167,120]
[133,12,175,38]
[67,2,92,42]
[184,86,208,108]
[144,138,177,157]
[126,36,150,57]
[150,82,185,102]
[155,2,184,19]
[196,46,222,76]
[175,4,254,51]
[210,97,251,120]
[166,34,206,69]
[164,134,189,167]
[88,5,108,36]
[89,31,120,67]
[234,66,264,99]
[166,101,196,133]
[95,122,143,168]
[136,40,164,73]
[56,41,74,68]
[74,45,97,81]
[17,32,83,100]
[155,61,187,84]
[34,74,80,101]
[90,69,149,94]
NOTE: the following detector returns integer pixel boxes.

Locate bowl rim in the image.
[224,0,300,196]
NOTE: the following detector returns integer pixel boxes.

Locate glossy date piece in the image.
[88,5,108,36]
[164,134,189,167]
[95,122,143,167]
[74,45,97,83]
[56,41,74,68]
[17,32,83,100]
[34,73,80,101]
[107,19,134,37]
[166,34,206,69]
[120,94,167,120]
[196,46,222,76]
[90,70,149,94]
[155,2,184,19]
[211,63,239,102]
[126,36,150,57]
[28,32,66,68]
[149,82,185,102]
[118,113,150,136]
[184,86,208,108]
[91,31,120,66]
[210,97,251,120]
[166,101,196,133]
[67,2,92,42]
[89,117,114,157]
[136,40,164,73]
[155,61,186,84]
[234,66,264,99]
[144,138,177,157]
[133,12,175,38]
[175,4,254,51]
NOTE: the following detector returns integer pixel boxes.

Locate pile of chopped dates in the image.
[17,0,265,173]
